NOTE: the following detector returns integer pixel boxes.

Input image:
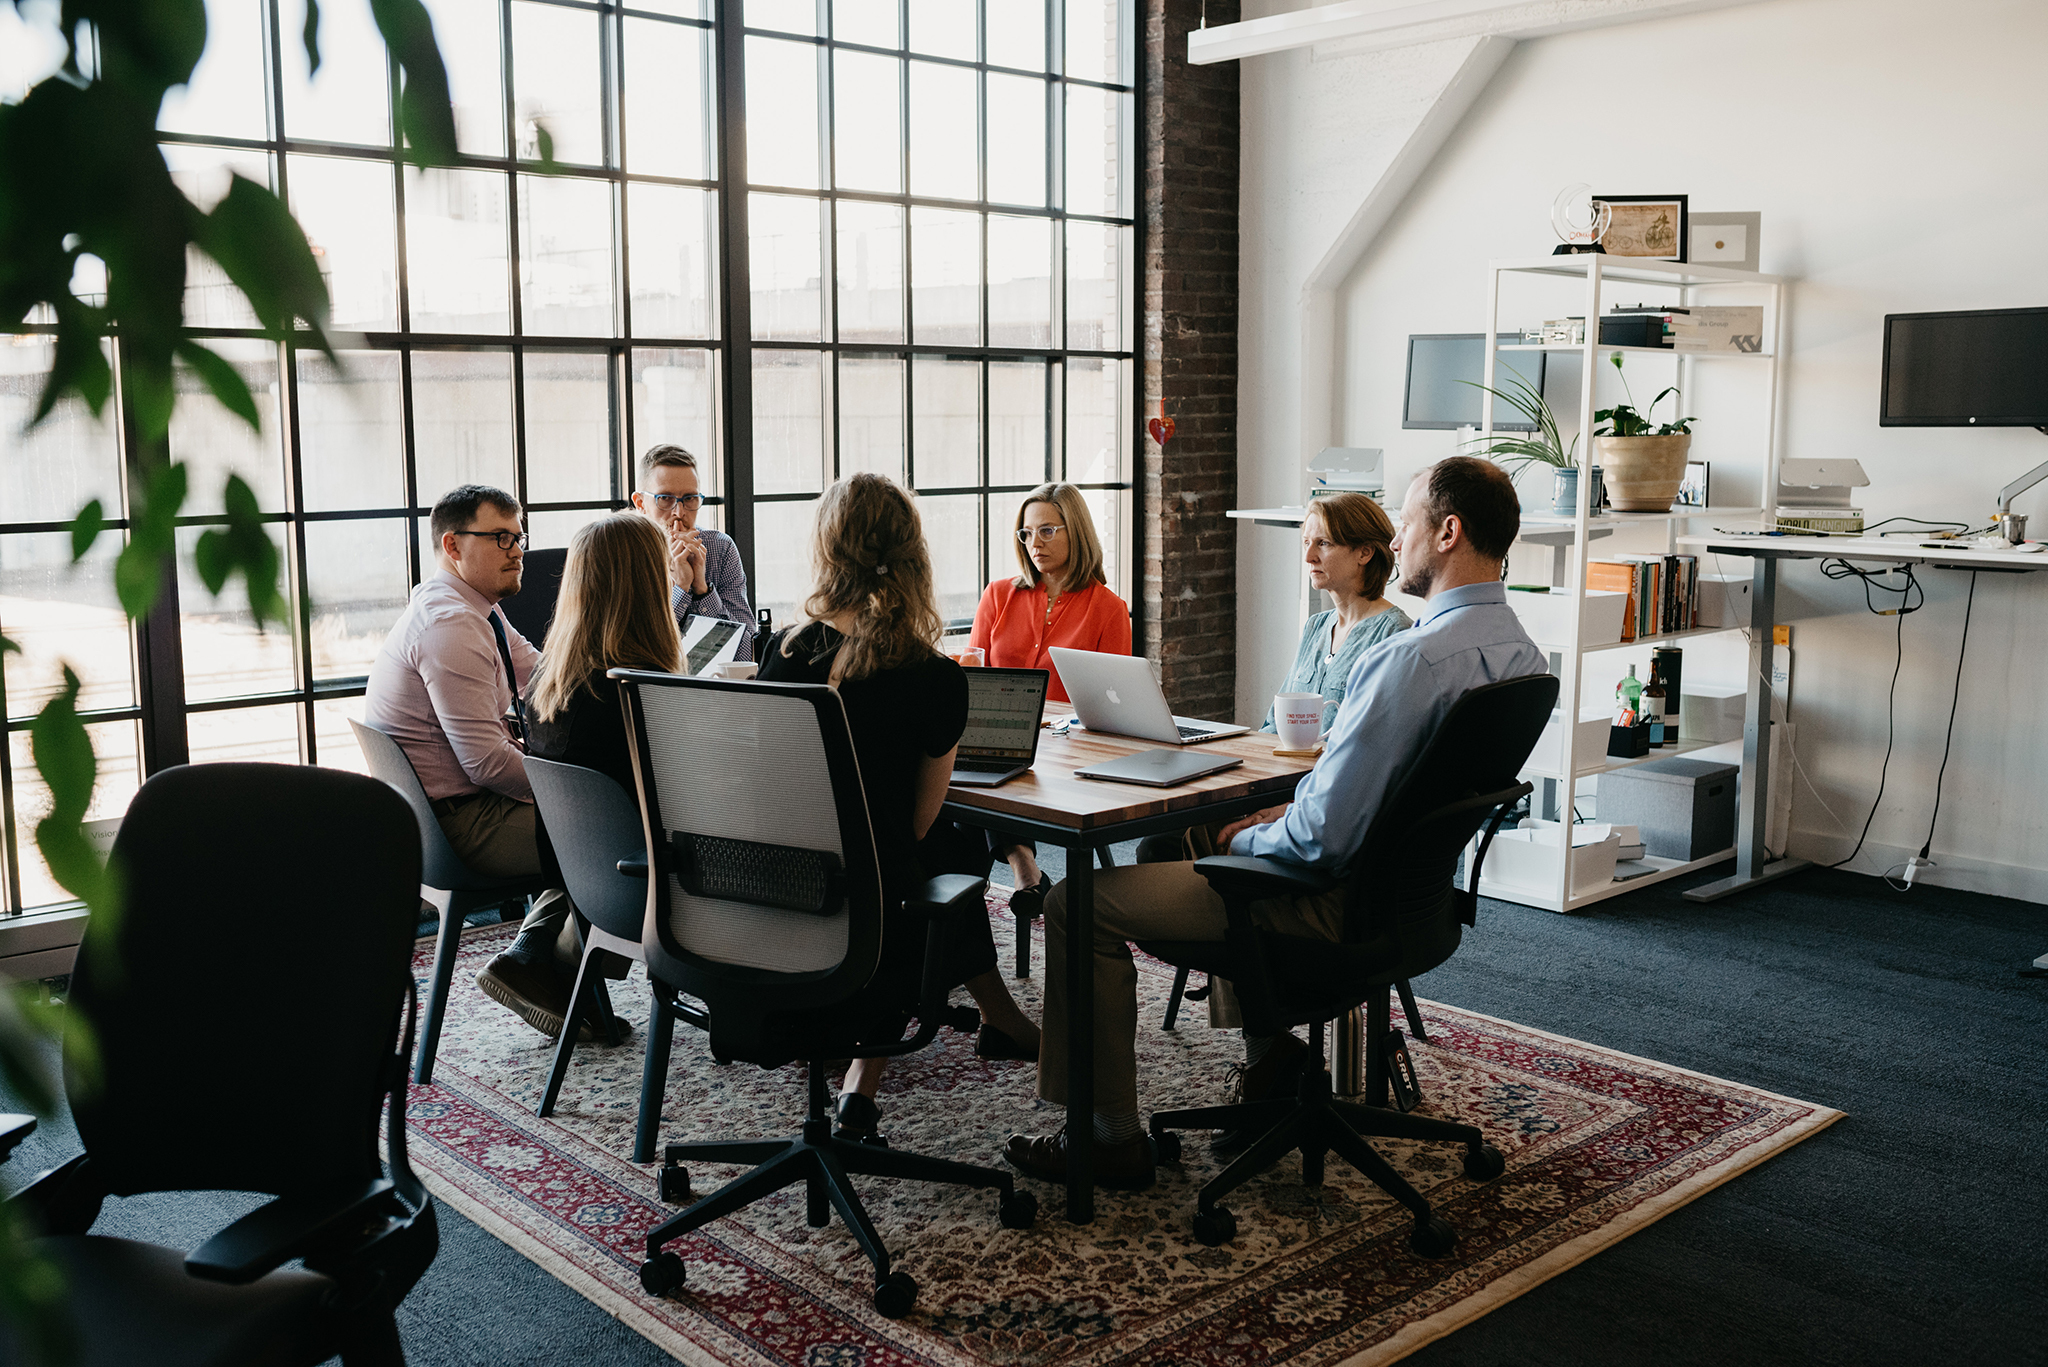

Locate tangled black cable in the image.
[1819,557,1925,616]
[1823,560,1924,871]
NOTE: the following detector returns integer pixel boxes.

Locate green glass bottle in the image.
[1615,664,1642,718]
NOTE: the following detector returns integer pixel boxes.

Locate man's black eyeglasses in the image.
[453,530,529,551]
[644,492,705,512]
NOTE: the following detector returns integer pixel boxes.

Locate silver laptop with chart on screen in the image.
[1049,648,1250,745]
[949,667,1051,787]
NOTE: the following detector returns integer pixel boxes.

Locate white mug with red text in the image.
[1274,692,1324,750]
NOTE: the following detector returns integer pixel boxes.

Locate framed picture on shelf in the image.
[1689,212,1761,271]
[1677,460,1711,507]
[1596,194,1689,261]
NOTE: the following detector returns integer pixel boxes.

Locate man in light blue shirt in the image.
[1006,457,1547,1190]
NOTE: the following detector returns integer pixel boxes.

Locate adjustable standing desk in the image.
[943,713,1316,1224]
[1673,533,2048,903]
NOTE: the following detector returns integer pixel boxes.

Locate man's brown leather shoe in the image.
[477,953,634,1043]
[1003,1130,1155,1191]
[478,953,571,1036]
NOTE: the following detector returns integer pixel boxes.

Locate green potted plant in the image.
[1460,374,1599,515]
[1593,354,1695,511]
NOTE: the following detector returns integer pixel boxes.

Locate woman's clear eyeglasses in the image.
[1016,524,1066,545]
[646,492,705,512]
[453,530,529,551]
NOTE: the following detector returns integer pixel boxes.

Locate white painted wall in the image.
[1236,0,2048,899]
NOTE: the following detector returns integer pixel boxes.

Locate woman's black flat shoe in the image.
[833,1091,887,1145]
[1009,873,1054,922]
[975,1025,1039,1062]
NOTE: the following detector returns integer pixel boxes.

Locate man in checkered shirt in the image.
[630,444,755,661]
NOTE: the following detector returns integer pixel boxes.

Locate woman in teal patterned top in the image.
[1261,492,1412,735]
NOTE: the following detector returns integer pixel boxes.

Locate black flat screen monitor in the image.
[1880,307,2048,426]
[1403,334,1547,432]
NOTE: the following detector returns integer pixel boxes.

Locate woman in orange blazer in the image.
[961,482,1131,923]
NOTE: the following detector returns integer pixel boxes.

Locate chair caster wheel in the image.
[1409,1216,1457,1258]
[1462,1144,1506,1180]
[999,1189,1039,1229]
[1151,1130,1182,1164]
[873,1271,918,1318]
[659,1164,692,1203]
[640,1252,686,1296]
[1192,1205,1237,1247]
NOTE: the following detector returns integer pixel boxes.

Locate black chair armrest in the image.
[617,857,649,877]
[1192,855,1339,905]
[8,1153,104,1235]
[904,874,987,919]
[0,1113,33,1164]
[186,1179,397,1284]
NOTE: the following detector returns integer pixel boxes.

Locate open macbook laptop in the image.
[1049,648,1251,745]
[681,615,745,676]
[949,667,1051,787]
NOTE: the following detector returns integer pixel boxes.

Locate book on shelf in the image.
[1775,507,1864,534]
[1670,306,1766,354]
[1587,555,1701,641]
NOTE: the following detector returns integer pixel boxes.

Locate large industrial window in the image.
[0,0,1137,916]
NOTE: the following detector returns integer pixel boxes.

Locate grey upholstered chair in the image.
[350,720,551,1086]
[525,755,707,1162]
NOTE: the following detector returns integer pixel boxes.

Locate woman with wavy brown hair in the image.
[758,473,1040,1143]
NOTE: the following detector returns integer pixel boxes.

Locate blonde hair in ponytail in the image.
[793,473,943,683]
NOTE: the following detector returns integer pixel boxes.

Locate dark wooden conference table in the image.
[941,707,1317,1224]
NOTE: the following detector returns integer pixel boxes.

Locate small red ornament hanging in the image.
[1147,397,1175,448]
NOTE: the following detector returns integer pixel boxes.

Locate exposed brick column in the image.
[1142,0,1240,719]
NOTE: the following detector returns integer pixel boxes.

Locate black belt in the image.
[431,791,486,818]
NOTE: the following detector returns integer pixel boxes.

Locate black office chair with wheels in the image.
[1140,673,1559,1254]
[613,670,1036,1319]
[351,720,552,1085]
[526,755,708,1162]
[0,763,435,1367]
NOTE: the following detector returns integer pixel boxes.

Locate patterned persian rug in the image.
[404,899,1840,1367]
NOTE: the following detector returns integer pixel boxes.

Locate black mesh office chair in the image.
[1140,673,1559,1253]
[613,670,1036,1319]
[526,755,708,1162]
[0,764,435,1367]
[351,720,551,1085]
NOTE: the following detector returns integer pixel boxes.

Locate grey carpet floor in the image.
[4,856,2043,1365]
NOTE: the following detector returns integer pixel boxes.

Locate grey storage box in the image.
[1597,757,1737,861]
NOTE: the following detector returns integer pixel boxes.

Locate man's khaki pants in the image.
[436,792,580,970]
[1036,861,1345,1116]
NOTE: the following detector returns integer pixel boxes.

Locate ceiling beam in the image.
[1188,0,1777,64]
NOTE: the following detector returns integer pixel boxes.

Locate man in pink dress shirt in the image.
[364,485,588,1037]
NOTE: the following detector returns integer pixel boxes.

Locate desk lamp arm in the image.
[1994,429,2048,515]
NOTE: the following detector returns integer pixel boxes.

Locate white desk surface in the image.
[1677,533,2048,570]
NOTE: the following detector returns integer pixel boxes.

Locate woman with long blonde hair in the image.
[759,474,1040,1143]
[525,512,683,795]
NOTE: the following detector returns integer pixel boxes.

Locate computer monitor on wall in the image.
[1403,334,1549,433]
[1880,307,2048,426]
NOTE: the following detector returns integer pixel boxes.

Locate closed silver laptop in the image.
[1049,648,1250,745]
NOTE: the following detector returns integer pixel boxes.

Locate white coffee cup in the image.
[713,660,758,681]
[1274,692,1323,750]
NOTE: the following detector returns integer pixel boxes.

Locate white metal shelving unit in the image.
[1472,255,1791,913]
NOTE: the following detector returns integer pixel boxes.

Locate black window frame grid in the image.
[0,0,1140,916]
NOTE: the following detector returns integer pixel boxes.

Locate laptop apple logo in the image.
[1106,688,1121,705]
